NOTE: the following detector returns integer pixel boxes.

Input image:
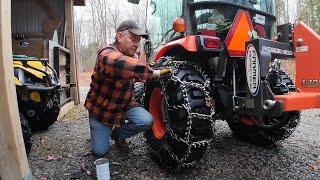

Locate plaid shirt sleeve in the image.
[98,48,154,81]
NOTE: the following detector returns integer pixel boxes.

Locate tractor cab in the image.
[146,0,276,60]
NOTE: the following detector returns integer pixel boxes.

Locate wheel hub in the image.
[149,88,166,139]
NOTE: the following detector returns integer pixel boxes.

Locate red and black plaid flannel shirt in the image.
[84,44,154,127]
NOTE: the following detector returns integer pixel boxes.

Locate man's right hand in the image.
[152,68,173,79]
[152,68,173,81]
[152,70,161,79]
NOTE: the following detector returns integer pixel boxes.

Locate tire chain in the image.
[256,64,299,145]
[254,111,300,145]
[147,57,216,169]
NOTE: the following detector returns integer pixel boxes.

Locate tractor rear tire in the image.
[227,111,300,146]
[144,60,213,169]
[134,82,145,105]
[227,70,301,146]
[20,113,32,155]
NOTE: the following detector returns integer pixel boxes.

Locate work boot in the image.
[111,129,130,151]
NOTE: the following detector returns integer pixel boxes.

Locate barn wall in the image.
[11,0,65,34]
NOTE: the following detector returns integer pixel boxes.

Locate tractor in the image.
[129,0,320,170]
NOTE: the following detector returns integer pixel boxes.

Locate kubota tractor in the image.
[129,0,320,170]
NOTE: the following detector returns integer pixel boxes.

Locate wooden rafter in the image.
[73,0,86,6]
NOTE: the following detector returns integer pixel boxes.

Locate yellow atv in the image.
[13,55,61,154]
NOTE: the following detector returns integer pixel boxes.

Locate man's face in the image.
[117,30,141,57]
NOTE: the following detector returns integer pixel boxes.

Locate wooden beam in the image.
[57,101,75,120]
[0,0,32,179]
[73,0,86,6]
[12,32,45,38]
[65,0,80,105]
[12,39,49,58]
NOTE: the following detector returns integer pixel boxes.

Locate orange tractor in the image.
[129,0,320,169]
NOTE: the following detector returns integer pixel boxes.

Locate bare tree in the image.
[74,10,85,71]
[276,0,287,25]
[89,0,99,43]
[298,0,320,33]
[74,0,181,70]
[127,0,148,30]
[105,0,123,43]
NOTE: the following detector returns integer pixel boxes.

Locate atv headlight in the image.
[30,91,41,102]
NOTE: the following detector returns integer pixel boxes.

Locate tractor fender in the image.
[154,36,198,61]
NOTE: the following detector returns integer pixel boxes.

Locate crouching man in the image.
[84,20,171,156]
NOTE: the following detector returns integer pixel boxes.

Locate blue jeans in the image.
[89,107,154,156]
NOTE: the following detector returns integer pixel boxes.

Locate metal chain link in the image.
[258,63,299,143]
[250,111,301,144]
[151,57,215,169]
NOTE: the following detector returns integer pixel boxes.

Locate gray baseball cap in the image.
[116,20,148,39]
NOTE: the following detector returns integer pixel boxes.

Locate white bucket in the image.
[94,158,110,180]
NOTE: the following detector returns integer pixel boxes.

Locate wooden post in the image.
[0,0,32,179]
[65,0,80,105]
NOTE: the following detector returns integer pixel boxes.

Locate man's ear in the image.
[116,32,122,42]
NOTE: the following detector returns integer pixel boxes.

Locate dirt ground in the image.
[78,70,93,86]
[27,67,320,179]
[28,106,320,179]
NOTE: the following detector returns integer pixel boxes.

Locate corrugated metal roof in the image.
[12,0,65,34]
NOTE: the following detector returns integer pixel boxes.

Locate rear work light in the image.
[199,36,222,51]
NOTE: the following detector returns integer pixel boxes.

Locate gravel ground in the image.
[79,86,90,103]
[27,87,320,179]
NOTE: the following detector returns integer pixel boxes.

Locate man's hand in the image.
[151,68,173,80]
[152,70,161,79]
[148,61,156,67]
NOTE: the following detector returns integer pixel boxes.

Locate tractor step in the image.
[275,92,320,111]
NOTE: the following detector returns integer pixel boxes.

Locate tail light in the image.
[204,37,221,49]
[199,36,222,51]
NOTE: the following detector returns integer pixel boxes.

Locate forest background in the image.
[73,0,320,72]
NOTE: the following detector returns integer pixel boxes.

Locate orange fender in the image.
[154,36,198,61]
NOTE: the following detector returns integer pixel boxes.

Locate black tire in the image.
[29,94,60,131]
[227,70,301,146]
[134,82,145,105]
[227,111,300,146]
[266,69,296,95]
[144,59,214,170]
[20,113,32,155]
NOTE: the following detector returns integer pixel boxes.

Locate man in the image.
[85,20,171,156]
